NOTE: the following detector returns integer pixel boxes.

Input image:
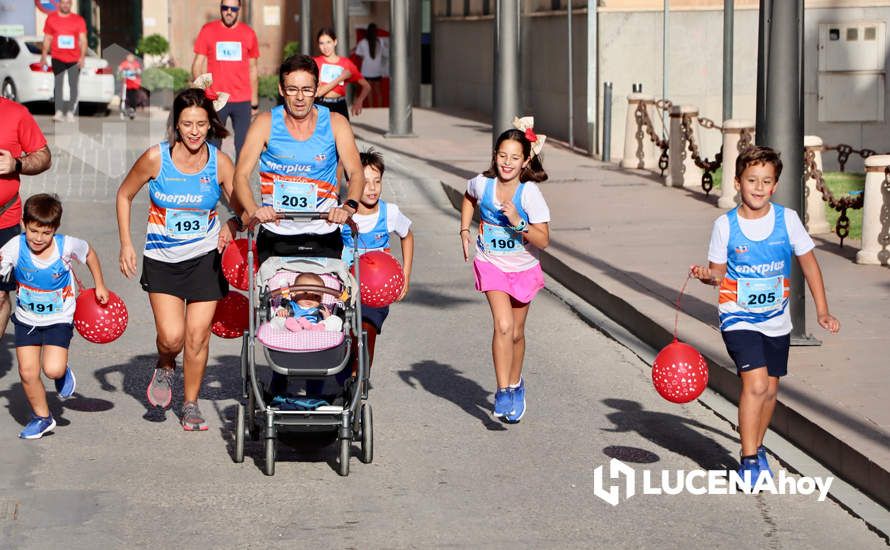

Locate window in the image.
[846,27,858,41]
[0,38,20,60]
[865,27,877,41]
[829,28,840,41]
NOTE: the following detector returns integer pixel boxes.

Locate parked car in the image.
[0,35,114,111]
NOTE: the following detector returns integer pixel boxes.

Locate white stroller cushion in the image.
[257,322,345,353]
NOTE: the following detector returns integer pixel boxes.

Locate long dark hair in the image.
[482,129,548,183]
[366,23,378,58]
[167,88,229,144]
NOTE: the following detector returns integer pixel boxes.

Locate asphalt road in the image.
[0,115,884,548]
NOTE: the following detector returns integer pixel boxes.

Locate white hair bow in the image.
[512,116,546,157]
[192,73,229,112]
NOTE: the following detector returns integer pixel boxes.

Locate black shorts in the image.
[315,97,349,120]
[361,305,389,334]
[12,316,74,348]
[0,224,19,292]
[256,227,343,266]
[722,330,790,377]
[140,249,228,302]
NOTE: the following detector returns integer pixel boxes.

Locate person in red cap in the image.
[0,96,52,345]
[39,0,87,123]
[191,0,259,160]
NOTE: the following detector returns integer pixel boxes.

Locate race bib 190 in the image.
[272,180,317,212]
[166,209,210,238]
[319,64,344,84]
[481,223,523,255]
[737,276,783,312]
[215,41,243,61]
[18,286,63,315]
[57,35,75,49]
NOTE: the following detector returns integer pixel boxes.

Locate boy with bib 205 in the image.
[0,194,110,439]
[691,146,840,484]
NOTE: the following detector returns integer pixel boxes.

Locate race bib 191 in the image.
[215,41,243,61]
[319,64,344,84]
[166,209,210,238]
[481,223,522,255]
[57,35,75,49]
[272,180,317,212]
[18,286,63,315]
[737,275,784,312]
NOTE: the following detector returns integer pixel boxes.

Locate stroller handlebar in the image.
[247,212,358,234]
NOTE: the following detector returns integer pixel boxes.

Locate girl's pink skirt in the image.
[473,258,544,304]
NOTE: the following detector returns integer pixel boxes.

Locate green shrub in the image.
[164,67,192,92]
[259,74,280,100]
[282,41,300,60]
[137,34,169,56]
[142,67,191,92]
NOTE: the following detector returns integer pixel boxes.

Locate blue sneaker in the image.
[736,457,762,490]
[757,446,773,478]
[493,388,513,418]
[504,378,526,423]
[55,367,76,400]
[19,415,56,439]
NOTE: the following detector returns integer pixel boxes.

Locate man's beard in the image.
[222,15,238,27]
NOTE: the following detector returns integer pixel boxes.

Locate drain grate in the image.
[1,500,19,521]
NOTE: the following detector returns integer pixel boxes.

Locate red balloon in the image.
[222,238,258,291]
[211,291,249,338]
[74,289,128,344]
[354,251,405,308]
[652,340,709,403]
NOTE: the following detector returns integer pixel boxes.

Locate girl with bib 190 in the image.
[460,120,551,424]
[116,88,245,431]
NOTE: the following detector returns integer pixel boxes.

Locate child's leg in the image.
[17,346,48,417]
[485,291,515,389]
[508,297,531,386]
[182,300,217,403]
[149,293,186,369]
[41,346,70,381]
[756,376,780,447]
[738,368,770,456]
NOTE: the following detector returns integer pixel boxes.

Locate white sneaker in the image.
[65,112,75,122]
[52,110,64,122]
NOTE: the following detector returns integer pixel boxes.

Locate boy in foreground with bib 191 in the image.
[0,194,109,439]
[691,146,839,484]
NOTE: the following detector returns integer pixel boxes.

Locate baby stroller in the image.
[234,213,371,476]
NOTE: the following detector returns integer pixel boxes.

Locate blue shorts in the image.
[361,305,389,334]
[721,330,790,377]
[12,315,74,349]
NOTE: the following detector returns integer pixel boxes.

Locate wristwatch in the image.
[343,199,359,212]
[14,158,22,174]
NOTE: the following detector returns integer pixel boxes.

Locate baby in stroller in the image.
[270,272,343,333]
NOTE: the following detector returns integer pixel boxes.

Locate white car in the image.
[0,35,114,110]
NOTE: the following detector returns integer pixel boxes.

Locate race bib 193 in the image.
[18,286,63,315]
[737,275,783,312]
[57,35,75,49]
[166,209,210,238]
[272,180,317,212]
[481,223,522,255]
[319,64,344,84]
[215,41,243,61]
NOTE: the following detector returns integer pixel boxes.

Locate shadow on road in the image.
[601,398,739,471]
[0,380,112,429]
[398,360,506,431]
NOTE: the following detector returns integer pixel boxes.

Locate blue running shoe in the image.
[19,415,56,439]
[505,378,526,423]
[493,388,513,418]
[55,367,76,400]
[736,457,762,490]
[757,446,773,478]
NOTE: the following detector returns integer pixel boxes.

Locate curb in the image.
[441,180,890,511]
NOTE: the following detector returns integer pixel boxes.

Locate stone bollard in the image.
[665,105,704,188]
[803,135,831,234]
[718,119,756,209]
[856,155,890,266]
[621,93,659,170]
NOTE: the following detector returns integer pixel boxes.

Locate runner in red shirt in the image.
[0,97,52,340]
[314,28,370,120]
[39,0,87,123]
[117,54,142,118]
[191,0,259,159]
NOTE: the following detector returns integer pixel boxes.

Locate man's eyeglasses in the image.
[283,87,317,97]
[220,5,240,13]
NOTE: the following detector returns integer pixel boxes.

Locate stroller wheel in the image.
[264,436,276,476]
[360,403,373,464]
[338,436,350,476]
[234,403,245,463]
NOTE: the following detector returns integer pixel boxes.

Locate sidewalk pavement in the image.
[349,107,890,510]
